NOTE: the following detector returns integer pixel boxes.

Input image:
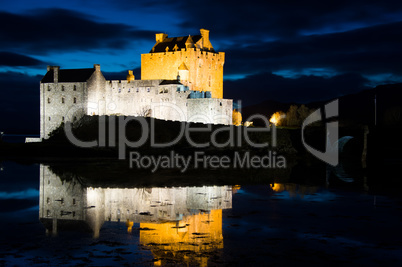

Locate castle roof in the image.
[159,80,182,85]
[41,68,95,83]
[151,35,215,53]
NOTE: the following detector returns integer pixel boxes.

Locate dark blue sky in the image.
[1,0,402,132]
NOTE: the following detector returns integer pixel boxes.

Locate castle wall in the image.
[141,49,225,99]
[187,98,233,125]
[103,80,191,122]
[40,81,88,139]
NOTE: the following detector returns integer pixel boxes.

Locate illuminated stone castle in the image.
[40,29,232,139]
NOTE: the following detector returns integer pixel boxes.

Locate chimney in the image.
[200,28,210,44]
[53,66,60,83]
[155,33,168,43]
[94,64,101,72]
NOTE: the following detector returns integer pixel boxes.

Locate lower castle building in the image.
[40,29,233,139]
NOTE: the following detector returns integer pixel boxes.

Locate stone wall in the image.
[187,98,233,125]
[141,49,225,98]
[40,81,87,138]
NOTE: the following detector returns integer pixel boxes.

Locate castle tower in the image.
[141,29,225,98]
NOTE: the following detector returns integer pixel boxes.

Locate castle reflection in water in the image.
[39,165,233,266]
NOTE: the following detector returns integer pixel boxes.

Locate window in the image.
[136,88,139,92]
[73,116,77,121]
[61,85,65,91]
[74,97,77,104]
[147,87,150,92]
[49,117,51,121]
[220,102,222,106]
[62,97,65,104]
[73,85,77,91]
[47,98,51,104]
[47,85,51,91]
[47,210,51,217]
[128,88,131,93]
[118,88,121,93]
[62,116,65,122]
[46,197,50,204]
[73,199,76,205]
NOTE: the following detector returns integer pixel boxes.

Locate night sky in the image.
[1,0,402,132]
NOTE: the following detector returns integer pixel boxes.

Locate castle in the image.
[40,29,233,139]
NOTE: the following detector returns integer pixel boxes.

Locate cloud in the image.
[0,8,155,55]
[222,21,402,80]
[177,0,402,40]
[224,72,370,106]
[0,52,44,67]
[0,71,40,132]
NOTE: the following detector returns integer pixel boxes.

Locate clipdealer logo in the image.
[61,99,340,171]
[301,100,339,166]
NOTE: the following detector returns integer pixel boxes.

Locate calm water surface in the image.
[0,161,401,266]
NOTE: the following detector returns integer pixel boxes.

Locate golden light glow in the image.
[126,219,134,233]
[270,183,285,192]
[232,185,241,194]
[269,112,285,126]
[139,210,223,266]
[232,109,242,126]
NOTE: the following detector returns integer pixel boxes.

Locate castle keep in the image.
[40,29,232,139]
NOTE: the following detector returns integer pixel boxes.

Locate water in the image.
[0,161,402,266]
[1,134,40,143]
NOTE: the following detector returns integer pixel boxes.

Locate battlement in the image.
[146,48,224,60]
